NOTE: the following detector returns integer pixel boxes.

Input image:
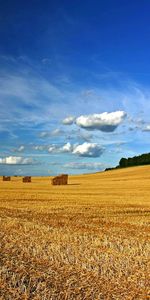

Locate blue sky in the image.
[1,0,150,175]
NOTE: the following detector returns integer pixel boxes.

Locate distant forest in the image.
[105,152,150,171]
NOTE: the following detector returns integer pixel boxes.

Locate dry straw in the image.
[52,174,68,185]
[3,176,11,181]
[22,176,31,183]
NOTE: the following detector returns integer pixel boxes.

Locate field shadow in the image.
[68,183,81,186]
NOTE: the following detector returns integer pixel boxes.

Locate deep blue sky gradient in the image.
[0,0,150,175]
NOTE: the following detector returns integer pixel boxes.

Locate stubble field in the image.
[0,166,150,299]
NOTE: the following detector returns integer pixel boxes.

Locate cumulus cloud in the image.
[48,142,73,153]
[72,142,104,157]
[0,156,34,165]
[142,125,150,132]
[75,111,126,132]
[64,162,105,170]
[33,142,104,157]
[62,116,75,125]
[61,142,73,152]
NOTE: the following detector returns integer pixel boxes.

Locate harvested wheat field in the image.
[0,166,150,300]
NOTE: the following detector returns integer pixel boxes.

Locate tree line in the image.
[105,152,150,171]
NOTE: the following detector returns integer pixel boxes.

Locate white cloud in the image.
[62,116,75,125]
[0,70,63,125]
[64,162,106,170]
[73,142,104,157]
[17,145,25,152]
[39,128,64,138]
[12,145,25,153]
[143,125,150,132]
[48,142,73,153]
[34,142,104,157]
[61,142,73,152]
[33,145,47,151]
[0,156,34,165]
[50,128,63,136]
[33,144,58,153]
[39,132,49,138]
[48,145,58,153]
[76,111,127,132]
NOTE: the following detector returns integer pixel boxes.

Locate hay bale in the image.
[3,176,11,181]
[22,176,31,183]
[59,174,68,185]
[52,176,61,185]
[51,174,68,185]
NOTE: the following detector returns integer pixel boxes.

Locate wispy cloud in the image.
[0,156,35,165]
[64,162,107,170]
[1,55,150,174]
[39,128,64,138]
[16,145,25,152]
[33,145,48,151]
[0,73,63,124]
[1,55,150,132]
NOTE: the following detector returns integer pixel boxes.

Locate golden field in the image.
[0,166,150,300]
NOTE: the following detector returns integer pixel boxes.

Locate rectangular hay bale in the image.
[3,176,11,181]
[51,174,68,185]
[22,176,31,183]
